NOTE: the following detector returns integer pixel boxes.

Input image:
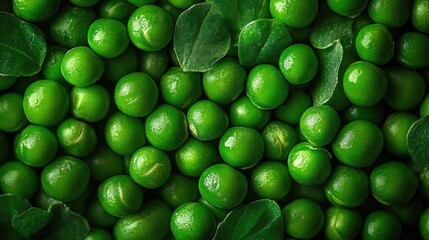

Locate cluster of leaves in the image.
[0,194,89,240]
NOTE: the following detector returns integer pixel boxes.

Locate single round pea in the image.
[383,66,426,111]
[159,172,199,208]
[420,208,429,240]
[279,43,318,85]
[367,0,411,28]
[355,23,394,65]
[115,72,158,117]
[0,161,38,199]
[198,163,248,210]
[138,48,170,80]
[251,161,292,200]
[42,46,67,82]
[341,102,385,126]
[229,95,271,130]
[0,93,27,132]
[274,89,312,125]
[362,210,402,240]
[160,66,202,109]
[170,202,217,240]
[324,165,369,208]
[262,121,298,162]
[145,104,188,151]
[104,112,146,156]
[175,137,220,177]
[202,59,246,105]
[187,100,228,141]
[84,228,113,240]
[332,120,384,168]
[57,118,98,157]
[50,6,97,48]
[98,175,144,217]
[61,47,105,87]
[127,5,174,51]
[343,61,388,107]
[370,161,418,206]
[300,105,341,146]
[103,46,139,83]
[86,196,118,228]
[324,206,363,240]
[41,155,90,202]
[288,142,332,186]
[15,124,58,167]
[88,18,129,59]
[86,145,124,182]
[219,127,264,169]
[114,200,172,240]
[396,31,429,69]
[23,79,69,126]
[129,146,171,189]
[382,112,418,158]
[71,84,110,123]
[99,0,137,24]
[246,64,289,110]
[412,0,429,33]
[167,0,200,9]
[12,0,61,22]
[327,0,368,17]
[0,76,17,91]
[282,198,324,239]
[270,0,318,28]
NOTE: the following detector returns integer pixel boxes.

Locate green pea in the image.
[324,206,363,240]
[159,172,199,208]
[175,137,220,177]
[160,67,202,109]
[114,200,172,240]
[129,146,171,189]
[270,0,318,28]
[246,64,289,110]
[382,112,418,158]
[84,228,113,240]
[98,175,144,217]
[104,112,146,156]
[332,120,384,168]
[0,93,28,132]
[288,142,332,186]
[327,0,368,17]
[57,118,98,157]
[187,100,229,141]
[202,58,246,105]
[420,94,429,117]
[0,76,17,91]
[61,46,105,87]
[420,208,429,239]
[99,0,137,24]
[41,155,90,202]
[13,0,61,22]
[127,5,174,51]
[274,89,312,125]
[103,46,139,83]
[197,196,229,222]
[145,104,188,151]
[71,0,100,7]
[355,23,394,65]
[388,197,424,227]
[279,43,318,85]
[0,161,38,199]
[88,18,129,59]
[71,84,110,123]
[167,0,200,9]
[262,121,298,162]
[289,182,328,206]
[115,72,158,117]
[300,105,341,147]
[412,0,429,33]
[199,163,248,210]
[324,165,369,208]
[127,0,157,7]
[250,161,292,200]
[42,46,67,82]
[281,198,324,239]
[86,145,124,182]
[229,95,271,130]
[361,210,402,240]
[341,103,385,126]
[396,31,429,69]
[15,124,58,167]
[23,79,69,126]
[138,48,170,80]
[367,0,411,28]
[219,127,264,169]
[85,196,118,228]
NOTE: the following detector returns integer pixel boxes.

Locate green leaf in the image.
[12,207,52,238]
[0,11,47,77]
[213,199,283,240]
[39,203,90,240]
[407,116,429,168]
[311,41,344,106]
[238,19,292,67]
[0,194,32,223]
[173,2,231,72]
[207,0,270,35]
[310,3,354,49]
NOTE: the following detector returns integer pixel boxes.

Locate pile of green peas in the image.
[1,0,429,239]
